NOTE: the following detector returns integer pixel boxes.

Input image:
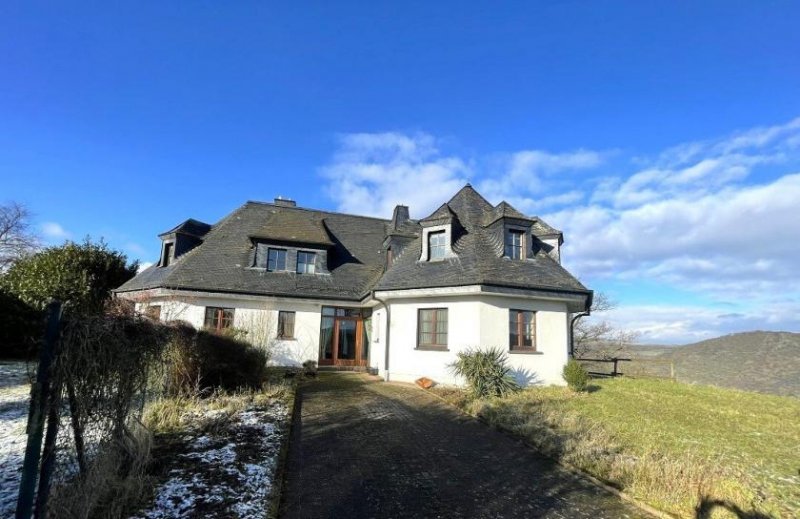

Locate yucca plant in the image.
[450,347,519,398]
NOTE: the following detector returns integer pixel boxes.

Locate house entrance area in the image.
[319,307,371,367]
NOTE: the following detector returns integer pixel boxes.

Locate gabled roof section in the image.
[483,201,534,226]
[531,218,561,237]
[249,209,334,246]
[419,203,456,224]
[443,183,494,230]
[158,218,212,239]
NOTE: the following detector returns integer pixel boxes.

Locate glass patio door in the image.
[318,307,367,366]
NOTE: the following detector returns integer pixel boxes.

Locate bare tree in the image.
[0,202,39,269]
[573,292,639,359]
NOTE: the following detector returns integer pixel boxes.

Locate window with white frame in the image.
[267,248,287,271]
[297,251,316,274]
[428,231,446,260]
[505,229,524,259]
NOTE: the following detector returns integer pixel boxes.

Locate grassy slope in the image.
[436,378,800,518]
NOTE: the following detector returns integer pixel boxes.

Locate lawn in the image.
[434,377,800,518]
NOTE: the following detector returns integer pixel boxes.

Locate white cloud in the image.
[321,132,471,218]
[137,261,154,273]
[40,222,71,241]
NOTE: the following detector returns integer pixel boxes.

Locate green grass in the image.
[434,377,800,518]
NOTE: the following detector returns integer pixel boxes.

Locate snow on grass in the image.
[132,401,288,519]
[0,361,33,518]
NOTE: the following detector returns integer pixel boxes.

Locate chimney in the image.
[274,196,297,207]
[392,205,410,229]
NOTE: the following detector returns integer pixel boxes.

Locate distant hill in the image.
[629,331,800,397]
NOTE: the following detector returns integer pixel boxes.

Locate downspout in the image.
[371,290,391,381]
[570,312,589,358]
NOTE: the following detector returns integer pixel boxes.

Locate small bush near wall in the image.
[450,347,519,398]
[195,329,268,391]
[562,359,589,392]
[160,323,268,395]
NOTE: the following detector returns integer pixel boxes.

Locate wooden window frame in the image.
[428,230,447,260]
[416,308,448,350]
[204,307,235,332]
[267,247,288,271]
[277,310,296,339]
[505,229,525,260]
[296,251,316,274]
[509,309,537,352]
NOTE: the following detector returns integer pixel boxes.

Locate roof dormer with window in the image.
[158,218,212,267]
[248,204,333,274]
[417,203,459,262]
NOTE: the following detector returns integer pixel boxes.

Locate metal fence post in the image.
[15,301,62,519]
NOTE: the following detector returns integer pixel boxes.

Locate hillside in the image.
[633,331,800,397]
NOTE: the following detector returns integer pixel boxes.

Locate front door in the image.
[319,307,368,367]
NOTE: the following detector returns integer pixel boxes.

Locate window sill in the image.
[416,346,449,352]
[509,349,542,355]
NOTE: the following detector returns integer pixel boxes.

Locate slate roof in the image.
[375,185,587,295]
[248,210,334,246]
[117,184,589,304]
[118,203,387,300]
[159,218,212,239]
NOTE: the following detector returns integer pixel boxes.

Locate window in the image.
[509,309,536,351]
[297,251,316,274]
[505,230,524,259]
[386,247,393,268]
[277,311,295,339]
[417,308,448,349]
[161,242,174,266]
[204,307,234,331]
[428,231,446,260]
[267,248,287,271]
[145,305,161,321]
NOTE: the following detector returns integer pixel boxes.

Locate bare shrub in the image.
[48,302,167,518]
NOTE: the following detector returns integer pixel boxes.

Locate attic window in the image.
[428,231,446,260]
[505,230,524,259]
[267,248,287,271]
[161,242,174,267]
[297,251,316,274]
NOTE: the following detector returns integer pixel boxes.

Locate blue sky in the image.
[2,1,799,343]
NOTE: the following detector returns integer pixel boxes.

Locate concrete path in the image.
[280,373,649,519]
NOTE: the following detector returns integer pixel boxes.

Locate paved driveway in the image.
[280,373,649,519]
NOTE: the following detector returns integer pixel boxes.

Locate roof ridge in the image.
[244,200,392,222]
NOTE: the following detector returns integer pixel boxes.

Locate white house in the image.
[116,184,592,386]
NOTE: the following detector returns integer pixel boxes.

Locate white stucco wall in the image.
[381,293,569,387]
[132,292,329,367]
[127,286,573,386]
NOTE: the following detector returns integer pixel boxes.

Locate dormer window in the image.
[428,231,446,260]
[505,229,524,259]
[161,242,174,267]
[297,251,316,274]
[267,248,287,271]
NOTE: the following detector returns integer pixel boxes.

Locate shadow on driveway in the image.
[280,373,650,519]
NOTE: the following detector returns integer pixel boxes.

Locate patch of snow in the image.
[0,362,33,517]
[132,401,289,518]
